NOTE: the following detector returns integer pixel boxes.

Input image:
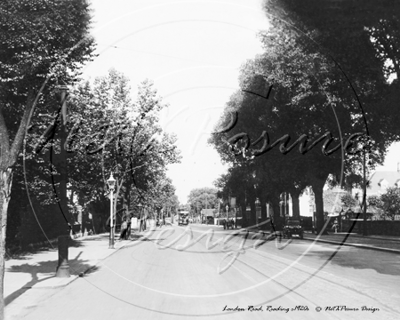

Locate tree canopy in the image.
[187,187,219,214]
[54,69,181,223]
[368,187,400,220]
[210,1,399,232]
[0,0,96,316]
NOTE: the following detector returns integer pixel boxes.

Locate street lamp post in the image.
[55,84,70,278]
[107,173,116,249]
[362,146,368,236]
[255,198,261,227]
[138,204,143,231]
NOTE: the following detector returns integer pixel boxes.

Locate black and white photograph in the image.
[1,0,400,319]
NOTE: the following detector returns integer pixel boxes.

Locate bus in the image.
[178,210,189,226]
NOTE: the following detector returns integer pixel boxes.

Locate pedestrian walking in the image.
[332,219,339,234]
[119,219,128,240]
[106,216,115,231]
[125,217,131,239]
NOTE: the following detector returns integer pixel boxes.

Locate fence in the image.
[300,216,313,231]
[341,220,400,236]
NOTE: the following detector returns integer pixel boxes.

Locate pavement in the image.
[185,223,400,254]
[4,233,130,320]
[4,226,400,319]
[302,231,400,254]
[241,226,400,253]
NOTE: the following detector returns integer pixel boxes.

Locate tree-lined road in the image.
[19,225,400,320]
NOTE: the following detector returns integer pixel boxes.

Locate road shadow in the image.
[76,234,111,242]
[5,250,99,306]
[6,238,85,261]
[128,232,164,242]
[302,247,400,276]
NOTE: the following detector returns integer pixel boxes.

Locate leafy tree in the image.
[263,0,399,166]
[210,25,350,232]
[140,175,177,218]
[162,194,179,217]
[262,0,400,233]
[210,0,400,232]
[0,0,95,315]
[18,68,181,236]
[368,188,400,220]
[341,192,358,212]
[214,165,254,226]
[64,70,180,229]
[187,187,219,214]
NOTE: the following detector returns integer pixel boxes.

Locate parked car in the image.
[222,219,235,230]
[206,216,214,225]
[283,219,304,239]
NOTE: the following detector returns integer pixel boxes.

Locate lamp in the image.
[107,173,116,190]
[107,173,116,248]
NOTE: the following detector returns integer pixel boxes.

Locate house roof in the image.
[201,208,216,215]
[368,171,400,194]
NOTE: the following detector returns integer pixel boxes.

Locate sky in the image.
[81,0,270,204]
[375,142,400,172]
[80,0,399,204]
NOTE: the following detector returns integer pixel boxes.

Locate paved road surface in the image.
[16,224,400,320]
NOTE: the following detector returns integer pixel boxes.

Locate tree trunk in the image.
[260,199,268,230]
[290,190,301,220]
[271,198,282,232]
[0,168,13,318]
[240,202,247,228]
[236,193,245,228]
[312,181,327,234]
[249,200,256,228]
[0,86,40,319]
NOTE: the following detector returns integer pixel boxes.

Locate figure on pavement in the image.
[125,215,131,239]
[332,219,339,234]
[119,218,128,240]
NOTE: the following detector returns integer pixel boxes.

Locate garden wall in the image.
[341,220,400,236]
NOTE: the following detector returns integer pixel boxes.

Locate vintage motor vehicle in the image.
[283,219,304,239]
[178,212,189,226]
[222,219,235,230]
[205,216,214,225]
